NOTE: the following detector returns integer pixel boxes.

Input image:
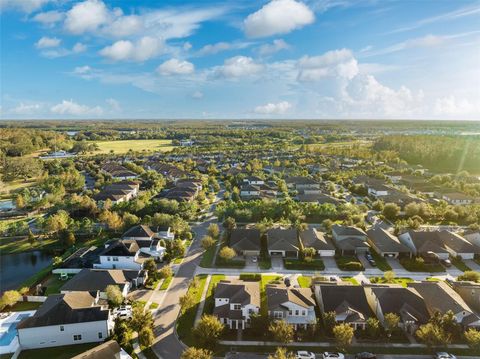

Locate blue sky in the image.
[0,0,479,120]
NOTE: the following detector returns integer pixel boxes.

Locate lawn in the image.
[176,274,208,346]
[92,139,174,154]
[370,251,392,271]
[297,276,312,288]
[0,179,37,195]
[341,277,359,285]
[43,274,66,295]
[399,257,444,273]
[199,244,216,268]
[335,255,364,271]
[451,257,471,271]
[1,301,42,312]
[284,258,325,270]
[0,236,57,254]
[18,343,98,359]
[370,276,413,287]
[202,274,226,315]
[159,275,173,290]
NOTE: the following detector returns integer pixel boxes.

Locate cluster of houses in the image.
[101,163,138,181]
[93,180,139,205]
[155,178,202,202]
[228,225,480,262]
[212,278,480,334]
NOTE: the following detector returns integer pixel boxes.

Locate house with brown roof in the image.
[93,181,139,205]
[101,163,137,180]
[71,340,132,359]
[408,281,480,328]
[266,284,317,329]
[213,280,260,330]
[299,228,335,257]
[17,291,113,349]
[451,281,480,313]
[332,225,369,255]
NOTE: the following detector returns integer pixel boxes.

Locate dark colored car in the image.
[355,352,376,359]
[284,277,291,287]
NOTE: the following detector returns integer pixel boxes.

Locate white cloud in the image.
[215,56,264,78]
[99,36,164,62]
[197,41,251,56]
[434,96,477,116]
[192,91,203,99]
[72,42,87,53]
[254,101,292,114]
[297,48,358,81]
[73,65,92,74]
[257,39,290,56]
[0,0,53,13]
[10,103,42,115]
[244,0,314,38]
[106,98,121,111]
[157,58,194,75]
[35,36,61,49]
[33,10,64,26]
[64,0,110,34]
[50,100,103,116]
[103,14,143,37]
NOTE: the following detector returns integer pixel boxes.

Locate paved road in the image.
[151,216,218,359]
[225,353,475,359]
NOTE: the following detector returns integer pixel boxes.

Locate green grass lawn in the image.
[370,251,392,271]
[0,235,57,254]
[202,274,226,315]
[284,258,325,270]
[399,257,444,273]
[149,302,159,309]
[451,257,471,271]
[176,274,208,346]
[43,274,66,295]
[341,277,359,285]
[92,139,174,154]
[159,275,173,290]
[1,301,42,312]
[297,276,312,288]
[0,179,37,195]
[199,244,216,268]
[335,255,364,271]
[370,276,413,287]
[18,343,98,359]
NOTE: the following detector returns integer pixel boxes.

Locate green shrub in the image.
[239,273,261,281]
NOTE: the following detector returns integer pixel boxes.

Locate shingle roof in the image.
[71,340,124,359]
[122,225,154,239]
[60,268,138,293]
[266,284,315,311]
[299,229,335,251]
[267,228,299,251]
[214,280,260,307]
[366,227,410,253]
[318,284,372,323]
[17,292,108,329]
[230,229,261,251]
[101,240,138,256]
[332,224,367,237]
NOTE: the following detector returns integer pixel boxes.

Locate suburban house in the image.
[314,283,373,330]
[60,269,145,299]
[367,183,391,198]
[17,291,113,350]
[229,228,261,256]
[93,181,139,205]
[267,228,300,258]
[71,340,132,359]
[242,176,265,186]
[175,179,202,193]
[408,281,480,328]
[101,163,137,180]
[364,285,430,334]
[240,184,277,200]
[213,280,260,330]
[296,193,342,205]
[285,176,320,193]
[398,230,478,260]
[442,192,475,205]
[331,225,370,255]
[122,224,174,242]
[145,162,189,182]
[464,229,480,248]
[299,228,335,257]
[366,227,411,258]
[451,281,480,313]
[266,284,317,329]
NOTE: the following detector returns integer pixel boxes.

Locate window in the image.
[233,304,241,310]
[289,310,293,315]
[295,310,299,316]
[107,257,111,261]
[98,332,103,339]
[274,311,283,319]
[302,310,306,316]
[113,257,119,262]
[73,335,82,341]
[60,326,64,331]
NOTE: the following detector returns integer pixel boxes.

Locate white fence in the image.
[25,296,47,302]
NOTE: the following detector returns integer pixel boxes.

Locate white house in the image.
[17,291,113,350]
[213,280,260,330]
[94,240,143,270]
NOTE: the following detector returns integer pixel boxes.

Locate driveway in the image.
[386,257,405,271]
[465,259,480,271]
[244,255,259,270]
[151,218,216,359]
[322,257,339,271]
[271,255,284,270]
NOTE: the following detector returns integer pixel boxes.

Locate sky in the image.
[0,0,479,120]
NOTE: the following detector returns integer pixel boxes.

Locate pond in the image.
[0,200,14,211]
[0,251,53,293]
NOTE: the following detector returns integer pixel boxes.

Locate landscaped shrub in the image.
[239,273,261,281]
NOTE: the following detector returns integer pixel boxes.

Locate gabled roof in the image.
[230,228,261,251]
[332,224,367,237]
[267,228,299,251]
[405,230,476,254]
[71,340,127,359]
[122,225,154,239]
[285,176,318,185]
[299,229,335,251]
[266,285,315,311]
[366,227,410,253]
[214,280,260,307]
[17,292,108,329]
[101,240,138,257]
[60,268,138,293]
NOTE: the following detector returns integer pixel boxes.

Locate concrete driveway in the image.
[271,255,284,270]
[244,255,259,270]
[386,257,405,271]
[322,257,339,271]
[464,259,480,271]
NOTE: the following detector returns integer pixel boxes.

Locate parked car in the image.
[115,305,132,320]
[296,351,315,359]
[355,352,376,359]
[441,259,452,267]
[365,252,377,266]
[434,353,456,359]
[322,352,345,359]
[284,277,291,287]
[251,256,258,263]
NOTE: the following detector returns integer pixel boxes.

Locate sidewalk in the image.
[194,274,211,325]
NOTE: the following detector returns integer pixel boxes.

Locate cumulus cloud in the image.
[64,0,110,34]
[50,100,103,116]
[244,0,314,38]
[257,39,290,56]
[197,41,251,56]
[297,48,359,81]
[0,0,53,13]
[157,58,195,75]
[35,36,61,49]
[106,98,121,111]
[99,36,164,62]
[10,103,42,115]
[72,42,87,53]
[434,96,477,116]
[33,10,65,26]
[254,101,292,114]
[215,56,264,78]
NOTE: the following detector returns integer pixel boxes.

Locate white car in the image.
[115,305,132,320]
[251,256,258,263]
[434,353,456,359]
[323,352,345,359]
[296,351,315,359]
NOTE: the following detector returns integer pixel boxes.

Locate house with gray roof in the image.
[408,281,480,328]
[267,228,299,258]
[366,227,411,258]
[230,228,261,256]
[451,281,480,313]
[299,228,335,257]
[332,225,369,255]
[213,280,260,330]
[17,291,113,350]
[71,340,132,359]
[314,283,373,330]
[266,284,316,329]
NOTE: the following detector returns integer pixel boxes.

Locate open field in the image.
[92,139,175,154]
[0,179,37,195]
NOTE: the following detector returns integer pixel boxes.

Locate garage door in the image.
[270,251,284,256]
